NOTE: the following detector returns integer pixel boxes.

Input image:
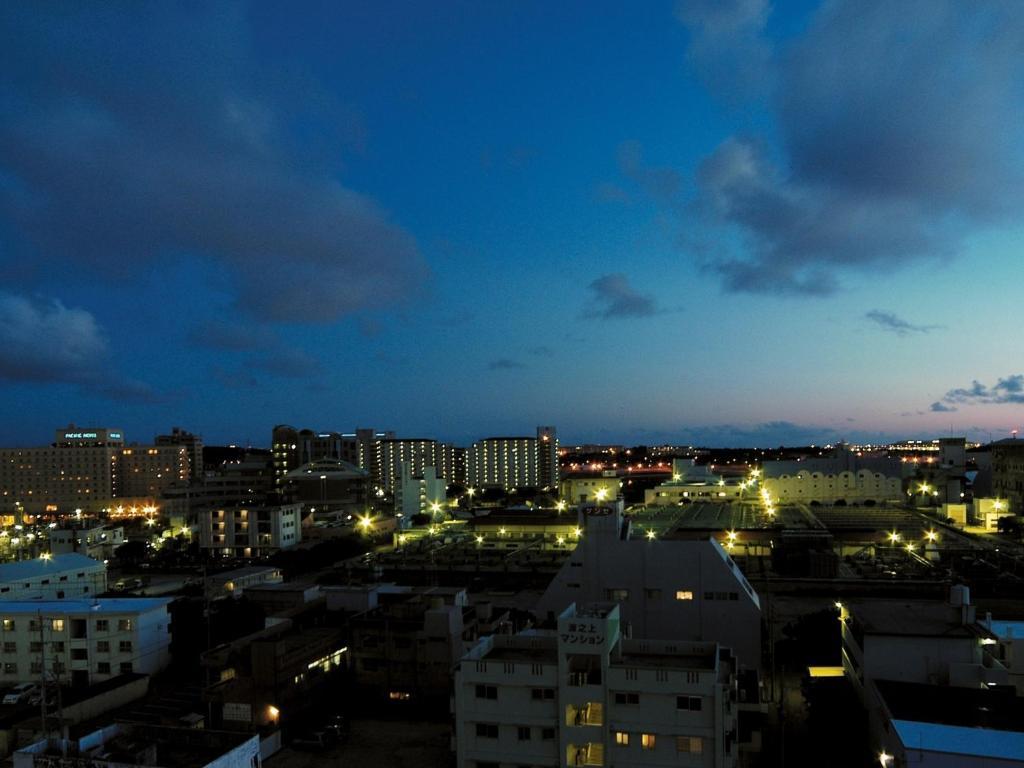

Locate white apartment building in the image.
[199,503,302,557]
[0,553,107,600]
[536,505,762,673]
[395,464,447,519]
[0,598,172,687]
[468,427,559,491]
[49,524,125,560]
[453,603,739,768]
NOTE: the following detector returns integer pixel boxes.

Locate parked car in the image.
[3,683,39,706]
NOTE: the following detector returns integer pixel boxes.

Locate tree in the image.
[114,540,148,565]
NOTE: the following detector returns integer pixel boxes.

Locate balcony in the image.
[566,702,603,727]
[567,743,604,766]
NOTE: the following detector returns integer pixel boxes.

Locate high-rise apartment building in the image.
[467,427,558,490]
[272,425,395,489]
[154,427,204,479]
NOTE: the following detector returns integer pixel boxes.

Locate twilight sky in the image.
[2,0,1024,448]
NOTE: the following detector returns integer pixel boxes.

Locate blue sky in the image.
[1,0,1023,447]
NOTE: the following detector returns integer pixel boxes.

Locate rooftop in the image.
[892,720,1024,761]
[0,597,171,615]
[877,679,1024,733]
[0,553,104,583]
[848,600,979,638]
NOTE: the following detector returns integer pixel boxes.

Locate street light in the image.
[646,529,656,541]
[924,530,938,542]
[888,531,900,544]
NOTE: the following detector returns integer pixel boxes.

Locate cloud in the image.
[675,0,772,100]
[529,346,554,357]
[673,420,893,448]
[487,358,526,371]
[0,4,427,323]
[678,1,1024,295]
[188,319,268,352]
[865,310,940,336]
[585,274,658,319]
[938,375,1024,407]
[0,290,166,402]
[930,401,957,413]
[0,292,107,384]
[249,348,322,378]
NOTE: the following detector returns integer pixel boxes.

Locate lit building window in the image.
[641,733,656,750]
[675,591,693,601]
[615,731,629,746]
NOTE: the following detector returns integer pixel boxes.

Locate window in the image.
[675,590,694,601]
[30,641,42,653]
[95,619,109,631]
[475,723,498,739]
[51,642,65,652]
[118,619,133,631]
[3,663,16,674]
[97,641,110,653]
[51,619,64,632]
[3,642,15,653]
[606,588,629,601]
[686,671,699,684]
[72,648,88,661]
[97,662,110,674]
[645,588,662,599]
[614,692,640,705]
[119,662,133,674]
[30,662,42,674]
[541,728,555,740]
[676,736,703,754]
[641,733,656,750]
[119,641,133,653]
[2,619,13,631]
[475,684,497,700]
[615,731,630,746]
[677,696,702,711]
[517,726,531,741]
[531,687,555,700]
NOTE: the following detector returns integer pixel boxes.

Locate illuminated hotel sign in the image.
[109,432,122,439]
[64,432,99,439]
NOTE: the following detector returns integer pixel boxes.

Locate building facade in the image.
[395,465,447,519]
[199,504,302,557]
[991,438,1024,514]
[0,554,107,600]
[468,427,559,491]
[453,603,739,768]
[0,598,172,687]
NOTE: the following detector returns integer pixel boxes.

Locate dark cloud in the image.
[585,274,658,319]
[678,1,1024,294]
[865,310,940,336]
[249,348,322,378]
[618,141,683,205]
[487,359,526,371]
[0,4,426,323]
[675,0,772,100]
[0,290,165,402]
[939,375,1024,407]
[930,401,957,413]
[188,319,268,352]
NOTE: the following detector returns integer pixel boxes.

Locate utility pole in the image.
[37,610,47,735]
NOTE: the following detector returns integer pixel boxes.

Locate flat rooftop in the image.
[848,600,977,637]
[0,553,104,582]
[877,679,1024,734]
[0,597,171,614]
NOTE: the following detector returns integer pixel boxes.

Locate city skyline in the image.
[3,1,1024,448]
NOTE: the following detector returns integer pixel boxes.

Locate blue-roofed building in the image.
[0,553,106,600]
[0,598,171,687]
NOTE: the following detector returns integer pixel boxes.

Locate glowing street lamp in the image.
[645,529,656,541]
[594,487,609,502]
[475,535,484,545]
[40,552,52,561]
[573,527,582,538]
[905,543,915,553]
[556,500,567,513]
[924,530,938,542]
[358,515,373,533]
[888,531,900,544]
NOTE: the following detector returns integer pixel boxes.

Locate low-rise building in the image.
[14,723,259,768]
[560,472,621,505]
[0,598,172,687]
[762,444,906,504]
[205,567,284,600]
[199,504,302,558]
[453,603,740,768]
[48,524,124,561]
[395,464,446,520]
[0,553,107,600]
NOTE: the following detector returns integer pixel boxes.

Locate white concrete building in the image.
[468,427,559,491]
[49,524,125,560]
[0,553,107,600]
[453,603,740,768]
[762,445,906,504]
[395,463,447,520]
[536,505,762,673]
[0,598,172,687]
[200,503,302,557]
